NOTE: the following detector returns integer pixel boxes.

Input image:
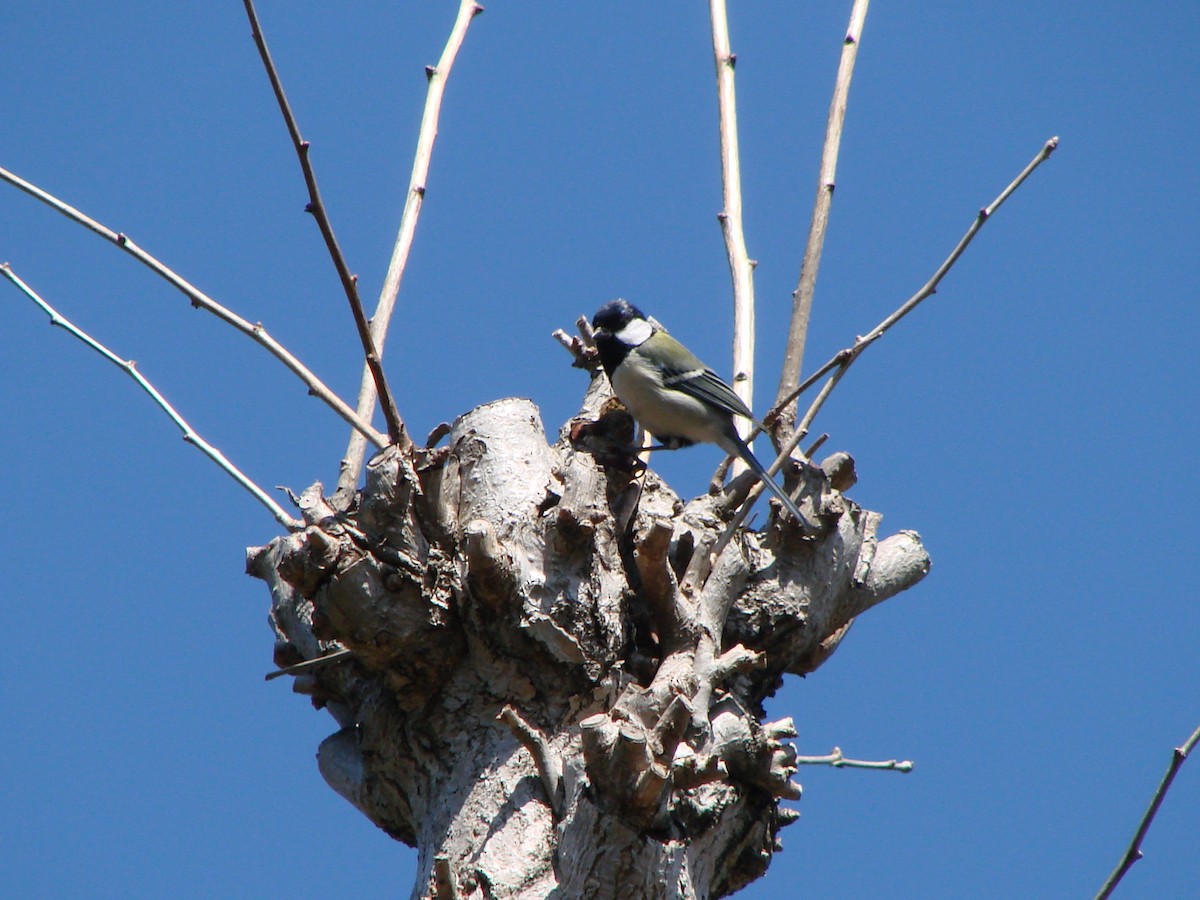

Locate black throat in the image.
[593,331,631,380]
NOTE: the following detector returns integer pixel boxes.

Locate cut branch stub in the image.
[723,455,931,685]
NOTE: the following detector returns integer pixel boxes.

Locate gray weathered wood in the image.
[248,379,929,898]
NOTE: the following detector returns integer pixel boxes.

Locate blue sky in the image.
[1,2,1197,897]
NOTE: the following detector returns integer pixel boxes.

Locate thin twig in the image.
[336,0,483,496]
[690,138,1059,591]
[774,0,870,436]
[1,264,301,531]
[0,164,386,448]
[552,327,596,369]
[767,136,1060,433]
[804,432,829,459]
[796,746,913,773]
[708,0,756,458]
[1095,723,1200,900]
[265,647,352,681]
[779,136,1060,445]
[242,0,407,448]
[781,360,849,466]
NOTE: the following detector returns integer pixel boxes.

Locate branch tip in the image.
[0,172,374,441]
[708,0,758,448]
[773,0,871,428]
[265,646,352,681]
[243,0,407,448]
[1095,723,1200,899]
[1,266,301,530]
[765,133,1058,464]
[795,746,914,773]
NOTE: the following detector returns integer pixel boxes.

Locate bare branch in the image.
[764,136,1059,453]
[804,432,830,459]
[795,746,914,773]
[552,327,597,369]
[775,136,1060,450]
[0,164,386,448]
[774,0,870,434]
[337,0,483,496]
[858,138,1059,350]
[1095,723,1200,900]
[708,0,756,452]
[699,138,1059,575]
[780,358,849,466]
[1,264,301,531]
[575,314,596,347]
[264,647,352,682]
[242,0,408,448]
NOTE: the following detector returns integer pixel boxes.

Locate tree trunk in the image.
[248,374,929,898]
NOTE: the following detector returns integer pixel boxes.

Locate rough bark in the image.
[247,373,930,899]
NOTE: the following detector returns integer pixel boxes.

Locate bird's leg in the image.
[622,436,691,466]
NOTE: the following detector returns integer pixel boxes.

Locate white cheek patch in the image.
[616,318,654,346]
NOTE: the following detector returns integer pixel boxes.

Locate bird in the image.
[590,298,809,526]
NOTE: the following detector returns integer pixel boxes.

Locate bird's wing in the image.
[665,365,758,423]
[650,330,761,423]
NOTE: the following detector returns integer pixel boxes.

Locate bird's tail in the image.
[724,434,810,527]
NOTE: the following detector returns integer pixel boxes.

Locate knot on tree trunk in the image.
[247,381,929,898]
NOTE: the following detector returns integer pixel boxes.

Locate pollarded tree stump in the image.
[248,373,929,899]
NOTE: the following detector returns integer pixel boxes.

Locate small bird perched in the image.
[591,299,808,526]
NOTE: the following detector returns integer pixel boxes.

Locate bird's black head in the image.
[590,299,649,378]
[592,298,646,335]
